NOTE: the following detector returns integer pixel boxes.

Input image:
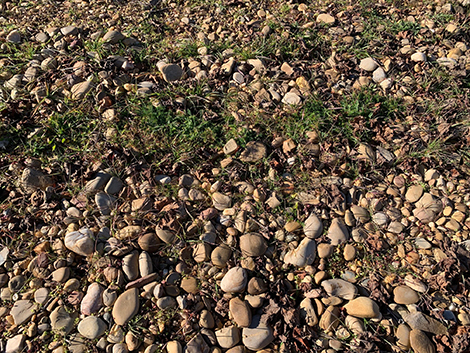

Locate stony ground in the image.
[1,0,470,352]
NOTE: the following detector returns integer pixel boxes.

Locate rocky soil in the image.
[1,0,470,352]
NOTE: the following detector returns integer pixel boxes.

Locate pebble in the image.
[211,244,232,267]
[282,92,301,105]
[6,30,21,44]
[359,57,378,72]
[300,298,318,326]
[239,233,267,257]
[71,81,93,100]
[409,329,435,353]
[229,297,252,327]
[411,52,427,62]
[220,267,248,293]
[160,64,183,82]
[319,306,340,332]
[327,218,349,245]
[396,323,411,350]
[215,326,240,349]
[317,13,335,24]
[77,316,107,339]
[242,315,274,350]
[5,334,25,353]
[112,288,140,325]
[81,282,104,315]
[239,141,267,163]
[50,306,75,335]
[406,185,424,203]
[102,30,125,43]
[304,213,323,238]
[344,297,380,318]
[394,285,420,304]
[10,300,37,325]
[321,279,357,300]
[284,238,316,267]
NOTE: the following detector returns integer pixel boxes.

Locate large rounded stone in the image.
[138,233,160,252]
[409,329,435,353]
[229,297,252,327]
[343,297,380,319]
[64,228,94,257]
[220,267,247,293]
[211,244,232,267]
[394,285,420,305]
[77,316,107,339]
[239,233,267,257]
[81,283,104,315]
[304,213,323,238]
[321,279,357,300]
[327,218,349,245]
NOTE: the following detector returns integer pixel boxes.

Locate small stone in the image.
[112,288,139,325]
[396,323,411,350]
[50,306,75,335]
[247,277,267,295]
[123,250,139,281]
[299,298,318,326]
[343,244,356,261]
[321,279,357,300]
[372,67,387,83]
[157,296,177,310]
[138,233,160,252]
[6,30,21,44]
[166,341,183,353]
[317,13,335,24]
[282,92,301,105]
[81,282,104,315]
[95,192,116,215]
[199,310,215,329]
[211,244,232,267]
[411,52,427,62]
[406,185,423,203]
[155,228,175,244]
[10,300,37,325]
[220,267,248,293]
[71,81,93,100]
[359,58,378,72]
[394,285,419,304]
[160,64,183,82]
[212,192,231,210]
[344,297,380,318]
[224,139,239,155]
[185,333,210,353]
[20,168,53,191]
[77,316,107,339]
[61,26,78,36]
[415,238,431,250]
[34,288,49,304]
[319,306,340,332]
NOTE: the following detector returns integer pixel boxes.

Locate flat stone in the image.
[20,168,53,191]
[299,298,318,326]
[138,233,160,252]
[404,312,447,335]
[406,185,424,203]
[317,13,335,24]
[327,218,349,245]
[317,243,333,259]
[321,279,357,300]
[102,30,125,43]
[157,296,177,310]
[215,326,240,349]
[239,141,267,163]
[65,227,94,257]
[156,228,175,244]
[112,288,139,325]
[220,267,247,293]
[394,285,419,304]
[411,52,427,62]
[50,306,75,335]
[10,300,37,325]
[211,244,232,267]
[5,334,25,353]
[105,177,123,194]
[409,329,436,353]
[6,30,21,44]
[319,306,340,332]
[123,250,139,281]
[282,92,301,105]
[284,238,316,267]
[304,213,323,238]
[185,333,210,353]
[71,81,93,100]
[61,26,78,36]
[396,323,411,350]
[212,192,231,210]
[344,296,380,318]
[34,287,49,304]
[242,315,274,350]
